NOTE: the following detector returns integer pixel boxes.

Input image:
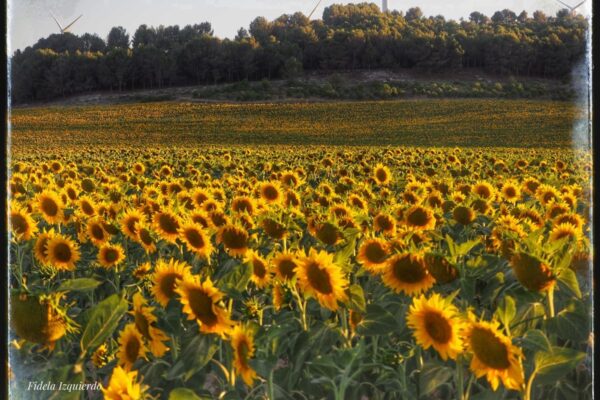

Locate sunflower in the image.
[259,181,283,205]
[549,223,581,243]
[117,324,148,370]
[175,275,233,337]
[217,224,249,257]
[87,218,110,246]
[261,218,287,240]
[136,224,157,254]
[407,293,464,360]
[245,250,271,288]
[500,181,521,203]
[46,234,80,271]
[130,293,169,357]
[313,221,342,246]
[36,190,64,224]
[373,164,392,185]
[151,259,192,307]
[34,229,55,266]
[272,284,285,311]
[373,213,396,236]
[92,344,113,368]
[78,195,98,217]
[536,184,561,207]
[98,243,126,268]
[179,221,213,259]
[453,205,476,225]
[152,210,181,243]
[272,251,299,281]
[554,213,584,231]
[230,324,258,386]
[510,252,555,292]
[546,202,570,219]
[10,203,38,241]
[382,253,435,296]
[425,253,459,284]
[472,181,496,200]
[357,238,389,274]
[121,209,145,241]
[404,205,436,231]
[296,249,348,311]
[231,196,256,215]
[463,316,525,391]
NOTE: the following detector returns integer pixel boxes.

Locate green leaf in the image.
[419,363,453,397]
[165,334,218,381]
[168,388,205,400]
[218,262,252,293]
[494,295,516,329]
[522,330,552,353]
[345,284,366,313]
[551,300,589,343]
[80,294,128,354]
[534,347,586,385]
[355,304,399,336]
[455,239,481,257]
[57,278,101,292]
[557,269,581,298]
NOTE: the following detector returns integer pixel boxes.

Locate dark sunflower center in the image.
[41,198,58,216]
[234,199,253,213]
[187,288,218,327]
[104,248,119,263]
[126,217,139,235]
[158,214,179,234]
[91,224,105,240]
[125,336,141,363]
[306,262,333,294]
[81,201,94,215]
[407,208,430,227]
[53,243,72,263]
[185,229,205,248]
[475,186,491,199]
[253,259,267,278]
[277,259,296,279]
[159,273,181,300]
[504,187,517,197]
[222,228,247,250]
[11,213,28,235]
[210,212,227,227]
[365,242,387,263]
[424,312,452,343]
[237,340,250,366]
[135,312,151,339]
[263,219,286,239]
[375,169,388,182]
[316,223,339,245]
[392,256,427,283]
[470,327,511,369]
[139,228,153,245]
[262,185,279,201]
[375,215,393,231]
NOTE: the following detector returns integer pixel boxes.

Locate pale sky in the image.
[7,0,592,52]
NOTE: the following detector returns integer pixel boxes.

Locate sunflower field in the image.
[8,145,593,399]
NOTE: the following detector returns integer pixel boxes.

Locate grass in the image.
[10,99,585,148]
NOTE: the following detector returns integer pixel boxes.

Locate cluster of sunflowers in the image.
[8,146,592,399]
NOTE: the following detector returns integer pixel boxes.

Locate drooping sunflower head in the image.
[382,252,435,296]
[232,196,256,215]
[98,243,126,269]
[117,323,148,371]
[425,253,459,284]
[463,316,525,391]
[46,234,80,271]
[261,217,287,240]
[136,224,157,254]
[230,324,258,386]
[407,293,464,361]
[296,249,349,311]
[357,238,389,274]
[151,259,192,307]
[509,252,555,292]
[549,222,581,243]
[313,221,342,246]
[217,224,250,257]
[453,205,476,225]
[175,275,233,337]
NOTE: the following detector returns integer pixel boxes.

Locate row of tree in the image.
[11,3,588,103]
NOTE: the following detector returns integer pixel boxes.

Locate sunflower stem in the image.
[456,357,465,400]
[546,286,555,319]
[524,370,537,400]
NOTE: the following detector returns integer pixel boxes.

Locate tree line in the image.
[10,3,588,103]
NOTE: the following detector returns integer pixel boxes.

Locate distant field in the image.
[10,99,585,148]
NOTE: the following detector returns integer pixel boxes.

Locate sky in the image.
[7,0,592,52]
